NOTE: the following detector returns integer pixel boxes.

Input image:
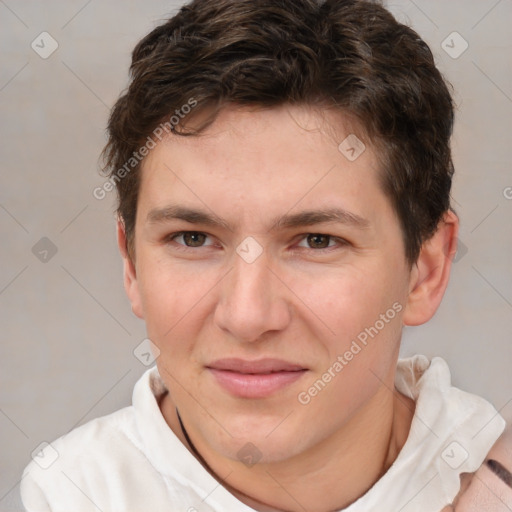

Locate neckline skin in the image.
[159,380,416,512]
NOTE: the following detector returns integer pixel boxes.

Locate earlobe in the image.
[403,210,459,326]
[117,219,144,319]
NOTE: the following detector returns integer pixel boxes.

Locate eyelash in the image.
[165,231,349,252]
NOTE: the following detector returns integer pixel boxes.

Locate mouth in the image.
[206,358,308,399]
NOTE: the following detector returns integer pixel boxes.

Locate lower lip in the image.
[208,368,307,398]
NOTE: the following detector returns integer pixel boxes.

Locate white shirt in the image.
[21,355,506,512]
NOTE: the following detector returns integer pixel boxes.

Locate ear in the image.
[403,210,459,326]
[117,218,144,319]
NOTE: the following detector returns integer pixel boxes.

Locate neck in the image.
[162,383,415,512]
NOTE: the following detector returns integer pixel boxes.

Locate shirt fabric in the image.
[21,355,506,512]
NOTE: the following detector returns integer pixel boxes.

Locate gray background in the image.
[1,0,511,510]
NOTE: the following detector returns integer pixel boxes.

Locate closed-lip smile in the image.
[206,358,308,398]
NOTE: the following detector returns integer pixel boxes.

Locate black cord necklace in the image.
[176,408,280,510]
[176,407,209,468]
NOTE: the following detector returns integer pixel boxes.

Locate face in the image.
[126,104,415,463]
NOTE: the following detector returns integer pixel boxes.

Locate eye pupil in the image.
[307,234,330,249]
[183,232,206,247]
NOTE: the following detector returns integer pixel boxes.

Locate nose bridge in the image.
[214,251,290,342]
[233,254,271,303]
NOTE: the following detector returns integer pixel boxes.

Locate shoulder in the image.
[27,404,140,470]
[20,406,146,511]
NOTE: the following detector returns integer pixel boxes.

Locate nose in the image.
[214,253,292,343]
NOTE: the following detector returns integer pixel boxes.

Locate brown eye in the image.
[182,232,207,247]
[306,234,332,249]
[172,232,210,247]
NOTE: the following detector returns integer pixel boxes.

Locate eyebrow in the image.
[146,205,370,231]
[271,208,370,230]
[147,206,232,230]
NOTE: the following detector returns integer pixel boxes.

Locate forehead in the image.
[158,103,372,164]
[137,104,391,227]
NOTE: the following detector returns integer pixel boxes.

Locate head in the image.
[103,0,458,464]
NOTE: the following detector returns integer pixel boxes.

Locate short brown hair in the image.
[102,0,455,263]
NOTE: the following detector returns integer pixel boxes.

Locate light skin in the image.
[118,104,459,512]
[442,426,512,511]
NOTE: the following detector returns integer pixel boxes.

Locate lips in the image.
[208,358,306,374]
[206,358,307,398]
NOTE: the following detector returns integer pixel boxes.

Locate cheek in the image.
[137,257,215,340]
[290,258,407,413]
[293,261,405,349]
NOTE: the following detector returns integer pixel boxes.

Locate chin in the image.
[210,418,311,465]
